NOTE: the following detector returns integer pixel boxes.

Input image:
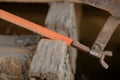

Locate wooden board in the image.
[29,39,73,80]
[0,35,40,47]
[45,2,78,75]
[0,35,40,80]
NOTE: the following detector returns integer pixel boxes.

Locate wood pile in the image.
[0,1,82,80]
[0,35,73,80]
[0,35,39,80]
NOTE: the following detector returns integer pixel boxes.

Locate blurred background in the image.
[0,2,120,80]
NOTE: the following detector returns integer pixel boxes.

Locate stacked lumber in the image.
[0,35,39,80]
[45,2,78,75]
[0,35,73,80]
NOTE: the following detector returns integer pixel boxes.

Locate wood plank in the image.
[0,35,39,80]
[0,46,31,63]
[29,39,73,80]
[0,35,40,47]
[0,46,33,80]
[45,2,78,76]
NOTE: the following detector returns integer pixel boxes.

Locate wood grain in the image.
[0,35,39,80]
[29,39,73,80]
[45,2,78,75]
[0,57,23,80]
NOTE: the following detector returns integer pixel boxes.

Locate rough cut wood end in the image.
[0,57,23,80]
[29,39,73,80]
